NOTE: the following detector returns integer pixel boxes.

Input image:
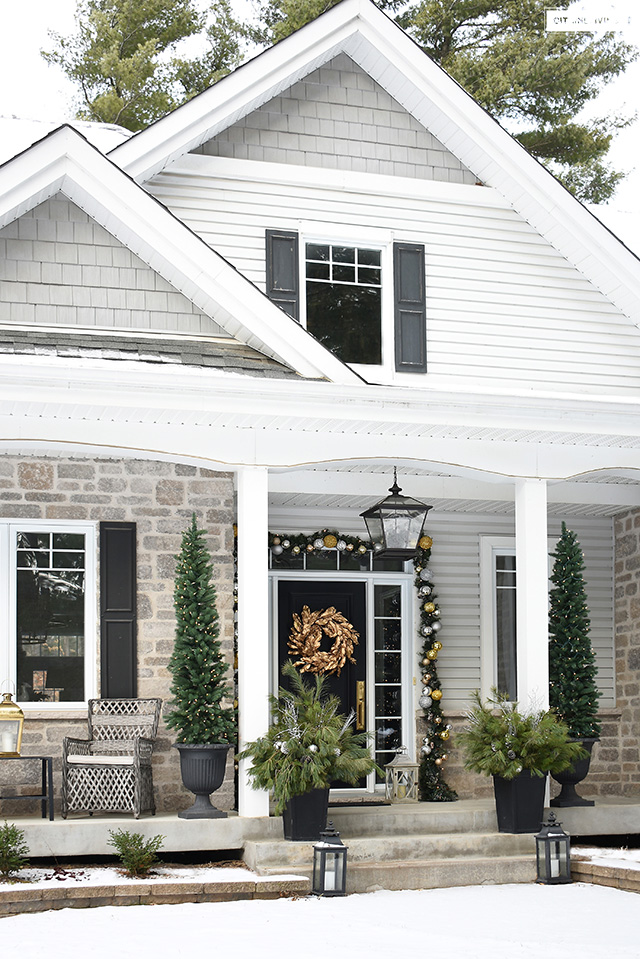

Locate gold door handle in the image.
[356,681,365,730]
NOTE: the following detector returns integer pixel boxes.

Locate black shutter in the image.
[266,229,299,321]
[100,521,137,698]
[394,242,427,373]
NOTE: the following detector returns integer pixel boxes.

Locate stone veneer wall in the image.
[611,508,640,796]
[0,455,235,815]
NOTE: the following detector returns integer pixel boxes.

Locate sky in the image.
[0,0,638,215]
[0,880,639,959]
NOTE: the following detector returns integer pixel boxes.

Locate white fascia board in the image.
[4,352,640,441]
[343,13,640,322]
[0,128,359,385]
[110,6,367,182]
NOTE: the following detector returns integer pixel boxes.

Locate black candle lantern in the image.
[535,812,572,884]
[312,821,348,897]
[360,468,432,559]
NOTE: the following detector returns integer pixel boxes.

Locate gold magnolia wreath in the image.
[288,605,359,676]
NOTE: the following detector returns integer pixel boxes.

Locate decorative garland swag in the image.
[269,529,456,802]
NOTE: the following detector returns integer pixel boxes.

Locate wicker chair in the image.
[61,698,162,819]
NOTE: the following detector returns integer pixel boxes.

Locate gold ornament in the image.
[272,536,281,545]
[288,605,359,677]
[421,674,432,685]
[358,544,367,554]
[292,545,301,555]
[323,534,338,548]
[423,602,436,613]
[431,689,443,701]
[346,543,354,551]
[306,543,314,552]
[433,641,443,651]
[426,649,438,660]
[440,730,450,740]
[419,536,433,550]
[435,758,442,766]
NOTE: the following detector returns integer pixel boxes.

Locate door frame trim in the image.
[269,569,415,792]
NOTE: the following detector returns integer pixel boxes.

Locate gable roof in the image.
[0,124,360,385]
[110,0,640,328]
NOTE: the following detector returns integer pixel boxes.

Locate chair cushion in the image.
[66,755,134,765]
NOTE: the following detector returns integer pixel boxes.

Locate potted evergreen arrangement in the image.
[458,689,586,833]
[549,523,601,806]
[238,661,379,840]
[166,514,236,819]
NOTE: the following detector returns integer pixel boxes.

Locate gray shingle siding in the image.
[0,195,229,337]
[195,54,477,184]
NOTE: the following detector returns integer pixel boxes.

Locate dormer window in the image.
[266,229,426,374]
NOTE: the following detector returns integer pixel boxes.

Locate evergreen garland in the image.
[414,540,457,801]
[166,514,236,745]
[549,522,601,739]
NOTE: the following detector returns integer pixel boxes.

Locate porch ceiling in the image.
[268,463,640,522]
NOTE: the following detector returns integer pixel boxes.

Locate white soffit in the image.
[110,0,640,325]
[0,126,359,385]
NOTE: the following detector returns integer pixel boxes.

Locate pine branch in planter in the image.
[166,514,236,745]
[238,661,379,814]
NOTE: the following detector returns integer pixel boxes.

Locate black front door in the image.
[277,581,367,776]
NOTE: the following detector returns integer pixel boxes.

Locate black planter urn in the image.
[493,770,547,834]
[175,743,229,819]
[283,788,330,841]
[551,738,597,807]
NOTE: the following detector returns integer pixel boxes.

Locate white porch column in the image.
[515,478,549,712]
[236,466,270,817]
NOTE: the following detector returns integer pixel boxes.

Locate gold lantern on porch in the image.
[0,692,24,757]
[384,746,419,803]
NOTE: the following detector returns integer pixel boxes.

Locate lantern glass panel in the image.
[312,845,347,896]
[0,719,21,754]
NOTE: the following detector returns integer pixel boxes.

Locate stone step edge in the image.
[571,859,640,895]
[0,876,311,918]
[256,853,535,877]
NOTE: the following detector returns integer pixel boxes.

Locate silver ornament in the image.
[432,609,441,619]
[421,744,432,755]
[431,621,441,633]
[419,568,433,581]
[271,544,283,555]
[418,585,432,597]
[337,540,347,551]
[314,538,324,549]
[419,695,432,709]
[421,625,433,637]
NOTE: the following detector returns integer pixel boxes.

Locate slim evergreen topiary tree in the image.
[548,522,600,739]
[166,514,236,745]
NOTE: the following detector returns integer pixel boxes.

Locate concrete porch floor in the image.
[8,796,640,861]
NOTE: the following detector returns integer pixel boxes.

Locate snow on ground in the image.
[573,844,640,871]
[0,883,637,959]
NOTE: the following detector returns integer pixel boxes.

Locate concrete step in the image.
[326,800,498,838]
[253,855,537,893]
[244,830,535,871]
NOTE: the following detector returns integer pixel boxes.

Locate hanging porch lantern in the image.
[384,745,419,803]
[535,812,572,884]
[360,468,432,559]
[312,821,348,897]
[0,692,24,757]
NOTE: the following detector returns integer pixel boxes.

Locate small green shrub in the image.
[0,821,29,880]
[107,829,164,877]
